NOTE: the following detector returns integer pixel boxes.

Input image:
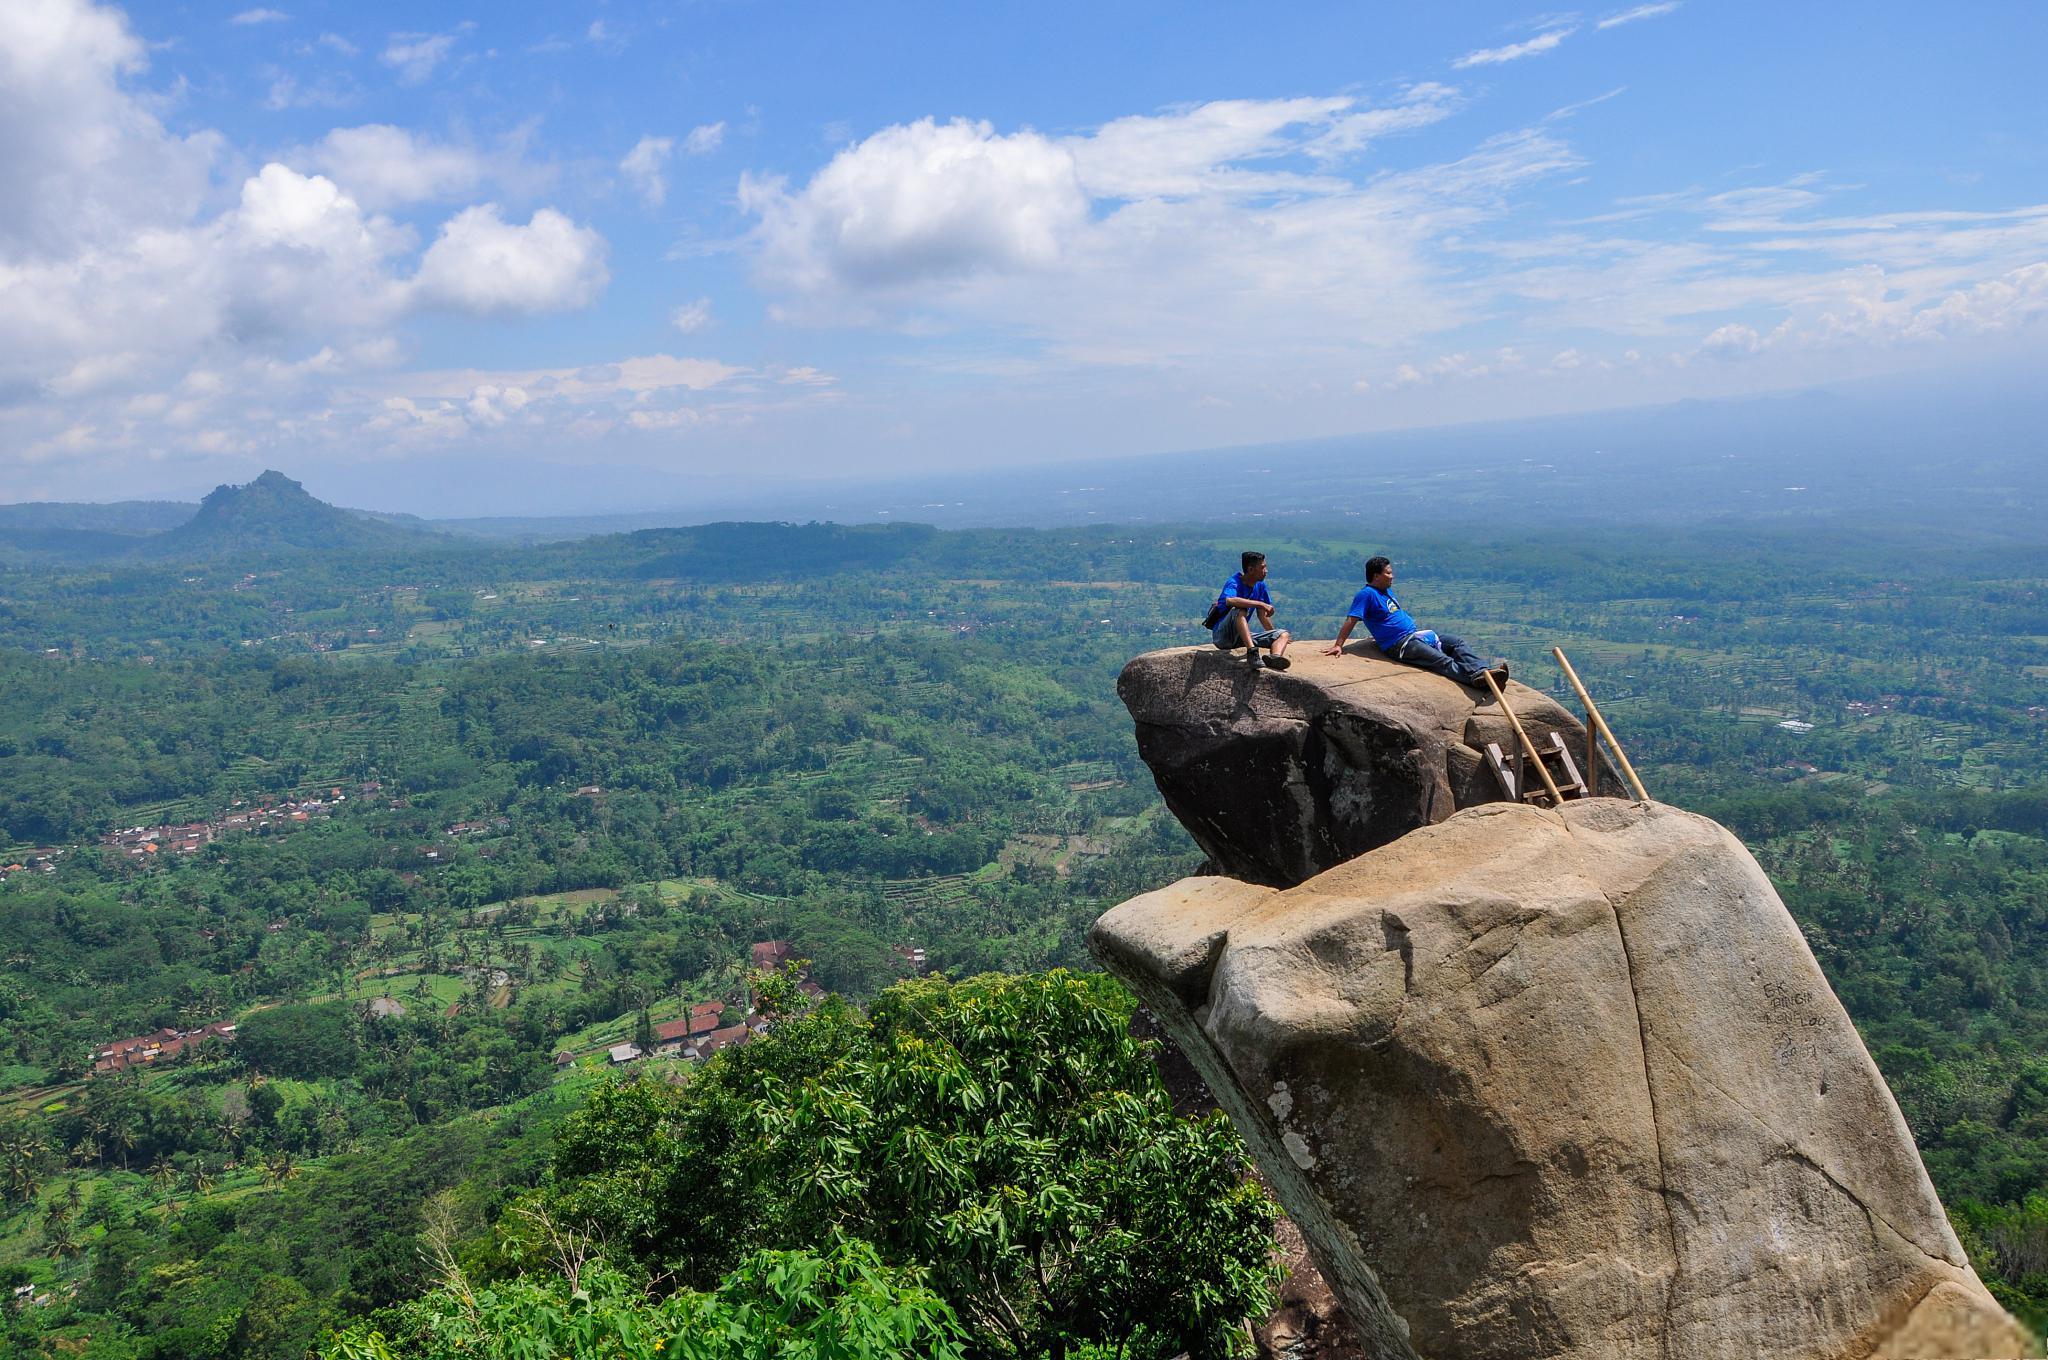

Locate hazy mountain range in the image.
[4,381,2042,562]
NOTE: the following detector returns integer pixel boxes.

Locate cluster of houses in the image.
[99,784,376,859]
[595,938,858,1069]
[91,1020,237,1075]
[0,848,61,886]
[598,1000,761,1066]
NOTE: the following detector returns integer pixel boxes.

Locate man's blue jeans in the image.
[1388,630,1490,685]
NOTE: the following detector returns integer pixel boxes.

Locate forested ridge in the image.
[2,513,2045,1355]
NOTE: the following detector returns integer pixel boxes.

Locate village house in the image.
[607,1042,643,1064]
[685,1023,753,1062]
[650,1003,728,1056]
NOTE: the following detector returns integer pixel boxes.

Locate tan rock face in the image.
[1119,644,1603,887]
[1093,800,2027,1360]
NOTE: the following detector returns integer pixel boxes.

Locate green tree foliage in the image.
[235,1002,358,1079]
[323,1242,968,1360]
[542,972,1279,1360]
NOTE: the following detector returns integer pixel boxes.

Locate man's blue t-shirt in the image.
[1216,572,1272,612]
[1347,585,1418,651]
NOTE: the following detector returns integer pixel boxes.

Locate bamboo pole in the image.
[1552,647,1650,803]
[1481,671,1565,806]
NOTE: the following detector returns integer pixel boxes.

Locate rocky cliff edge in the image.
[1096,647,2026,1359]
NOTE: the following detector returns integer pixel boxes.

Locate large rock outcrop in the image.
[1092,799,2026,1359]
[1120,645,1605,887]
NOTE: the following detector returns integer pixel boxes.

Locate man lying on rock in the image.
[1323,554,1509,688]
[1208,550,1293,670]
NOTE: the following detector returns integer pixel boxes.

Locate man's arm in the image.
[1323,617,1357,656]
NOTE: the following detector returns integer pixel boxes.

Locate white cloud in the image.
[740,101,1579,358]
[620,135,673,208]
[1074,97,1352,198]
[0,0,220,257]
[1454,27,1576,68]
[1899,262,2048,339]
[1597,3,1680,30]
[317,31,358,55]
[305,125,485,208]
[741,117,1089,293]
[381,31,456,85]
[670,298,714,333]
[1698,322,1763,358]
[413,205,610,315]
[232,8,289,24]
[683,121,725,155]
[464,383,528,427]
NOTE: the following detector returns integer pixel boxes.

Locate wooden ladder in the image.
[1485,729,1589,806]
[1479,651,1652,808]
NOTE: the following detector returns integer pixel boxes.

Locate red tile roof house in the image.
[684,1024,752,1061]
[651,1008,728,1055]
[750,940,794,971]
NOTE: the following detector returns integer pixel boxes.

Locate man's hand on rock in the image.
[1322,642,1345,656]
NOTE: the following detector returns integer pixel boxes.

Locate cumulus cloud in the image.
[231,8,288,24]
[381,31,456,85]
[464,383,528,427]
[1698,322,1764,358]
[620,135,673,207]
[413,205,610,314]
[742,118,1088,295]
[683,121,725,155]
[0,0,220,257]
[304,125,485,208]
[1454,27,1576,68]
[739,91,1472,314]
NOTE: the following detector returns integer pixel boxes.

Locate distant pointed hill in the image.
[141,471,444,560]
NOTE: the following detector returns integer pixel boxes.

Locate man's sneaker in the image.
[1245,650,1266,669]
[1485,665,1511,687]
[1264,653,1291,671]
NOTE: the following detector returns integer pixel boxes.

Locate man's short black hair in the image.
[1365,555,1392,582]
[1241,550,1266,572]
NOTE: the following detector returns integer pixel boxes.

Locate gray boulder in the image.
[1092,799,2026,1360]
[1119,644,1603,887]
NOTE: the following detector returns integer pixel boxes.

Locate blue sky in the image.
[2,0,2044,511]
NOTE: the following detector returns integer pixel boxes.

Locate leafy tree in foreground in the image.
[543,971,1280,1360]
[323,1241,968,1360]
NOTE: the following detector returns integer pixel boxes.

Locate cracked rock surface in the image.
[1119,644,1603,888]
[1092,799,2026,1360]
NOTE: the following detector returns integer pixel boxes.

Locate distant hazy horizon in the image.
[2,0,2044,507]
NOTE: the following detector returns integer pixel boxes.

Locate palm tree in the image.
[108,1111,140,1171]
[41,1207,79,1259]
[1,1125,49,1205]
[148,1155,177,1199]
[261,1151,297,1189]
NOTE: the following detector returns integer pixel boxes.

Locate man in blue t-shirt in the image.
[1209,550,1292,670]
[1323,555,1507,689]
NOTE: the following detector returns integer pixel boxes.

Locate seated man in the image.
[1323,555,1507,688]
[1210,550,1292,670]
